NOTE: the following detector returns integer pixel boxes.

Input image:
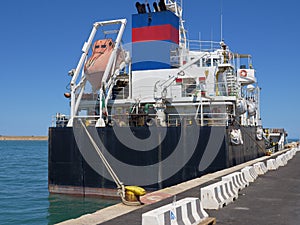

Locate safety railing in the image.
[205,81,238,97]
[129,80,239,100]
[176,81,238,98]
[52,111,231,128]
[107,114,158,127]
[167,112,230,127]
[187,40,221,52]
[107,113,230,127]
[52,114,70,127]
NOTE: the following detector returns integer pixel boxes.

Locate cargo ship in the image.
[48,0,281,199]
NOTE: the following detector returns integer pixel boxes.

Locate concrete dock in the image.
[208,149,300,225]
[58,147,300,225]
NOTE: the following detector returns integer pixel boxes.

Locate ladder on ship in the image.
[226,71,237,96]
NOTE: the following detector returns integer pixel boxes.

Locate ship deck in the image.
[57,147,300,225]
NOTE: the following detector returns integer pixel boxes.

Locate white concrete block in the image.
[241,166,255,182]
[267,159,278,170]
[253,162,267,175]
[142,197,208,225]
[201,181,227,210]
[276,155,285,167]
[222,172,245,192]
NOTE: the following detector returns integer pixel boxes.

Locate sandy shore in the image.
[0,136,48,141]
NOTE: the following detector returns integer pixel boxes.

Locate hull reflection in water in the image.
[47,194,118,224]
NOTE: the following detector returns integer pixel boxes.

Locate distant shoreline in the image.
[0,136,48,141]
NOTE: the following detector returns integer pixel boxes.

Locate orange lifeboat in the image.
[84,39,114,91]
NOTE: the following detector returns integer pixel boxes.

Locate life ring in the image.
[240,69,247,77]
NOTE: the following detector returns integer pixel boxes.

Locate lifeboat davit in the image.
[84,39,114,91]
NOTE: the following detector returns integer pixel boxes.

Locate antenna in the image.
[199,32,201,50]
[220,0,223,41]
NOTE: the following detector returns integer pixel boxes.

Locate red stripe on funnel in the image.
[132,24,179,44]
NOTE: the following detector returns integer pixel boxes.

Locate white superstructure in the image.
[60,0,261,130]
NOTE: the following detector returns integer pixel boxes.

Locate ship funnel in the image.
[131,8,179,70]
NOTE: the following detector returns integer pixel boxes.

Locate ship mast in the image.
[220,0,223,41]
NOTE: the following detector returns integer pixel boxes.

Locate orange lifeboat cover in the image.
[84,39,114,91]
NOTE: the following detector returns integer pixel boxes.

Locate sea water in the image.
[0,141,118,225]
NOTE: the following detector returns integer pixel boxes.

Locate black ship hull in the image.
[48,125,265,197]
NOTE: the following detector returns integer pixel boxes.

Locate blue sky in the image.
[0,0,299,138]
